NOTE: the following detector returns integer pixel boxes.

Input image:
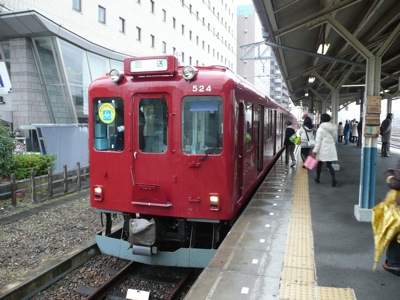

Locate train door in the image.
[237,102,245,197]
[131,94,171,207]
[257,105,264,173]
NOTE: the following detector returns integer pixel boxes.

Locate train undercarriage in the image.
[96,212,232,267]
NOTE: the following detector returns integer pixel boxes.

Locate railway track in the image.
[81,262,195,300]
[1,237,199,300]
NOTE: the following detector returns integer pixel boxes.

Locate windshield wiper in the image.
[199,133,220,161]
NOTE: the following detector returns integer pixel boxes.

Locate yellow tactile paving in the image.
[279,166,356,300]
[317,287,356,300]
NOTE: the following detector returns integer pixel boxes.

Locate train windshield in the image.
[182,96,223,155]
[93,98,124,151]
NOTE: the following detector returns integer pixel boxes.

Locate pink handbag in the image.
[304,156,318,170]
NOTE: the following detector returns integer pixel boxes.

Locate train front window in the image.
[182,96,223,155]
[93,98,124,151]
[139,98,168,153]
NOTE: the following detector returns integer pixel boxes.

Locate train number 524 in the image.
[192,85,212,92]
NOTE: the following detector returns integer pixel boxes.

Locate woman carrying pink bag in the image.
[311,113,338,187]
[304,155,318,170]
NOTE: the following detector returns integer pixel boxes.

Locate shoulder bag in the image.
[305,130,315,147]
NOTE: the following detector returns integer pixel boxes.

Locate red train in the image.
[88,55,296,267]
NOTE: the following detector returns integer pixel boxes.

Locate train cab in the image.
[88,55,295,267]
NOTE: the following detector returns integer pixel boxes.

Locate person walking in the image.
[311,113,338,187]
[297,116,316,166]
[343,120,350,145]
[284,120,296,167]
[380,113,393,157]
[338,122,344,143]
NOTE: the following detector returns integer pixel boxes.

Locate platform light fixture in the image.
[308,76,315,83]
[317,43,330,55]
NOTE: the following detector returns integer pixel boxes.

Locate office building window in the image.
[181,24,185,35]
[72,0,81,12]
[98,6,106,24]
[162,41,166,53]
[162,9,166,22]
[119,17,125,33]
[172,17,176,29]
[136,27,142,41]
[150,34,155,48]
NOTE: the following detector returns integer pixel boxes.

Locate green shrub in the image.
[13,154,56,180]
[0,124,15,180]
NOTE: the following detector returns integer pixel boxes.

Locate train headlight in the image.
[109,69,123,84]
[209,193,220,211]
[182,65,198,81]
[93,185,103,201]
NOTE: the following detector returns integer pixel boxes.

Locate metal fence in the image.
[0,163,89,206]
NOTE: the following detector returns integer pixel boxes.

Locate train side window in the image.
[182,96,223,155]
[93,98,124,151]
[139,98,168,153]
[245,103,253,150]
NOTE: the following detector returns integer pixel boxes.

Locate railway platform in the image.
[185,142,400,300]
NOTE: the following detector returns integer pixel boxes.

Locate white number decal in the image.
[192,85,212,92]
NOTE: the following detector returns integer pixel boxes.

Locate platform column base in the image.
[354,204,372,222]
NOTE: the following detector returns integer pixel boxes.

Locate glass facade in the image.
[30,36,123,124]
[33,37,75,124]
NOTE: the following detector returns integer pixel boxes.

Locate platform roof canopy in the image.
[253,0,400,110]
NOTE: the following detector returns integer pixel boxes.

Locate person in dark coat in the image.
[357,119,362,147]
[380,113,393,157]
[284,120,296,167]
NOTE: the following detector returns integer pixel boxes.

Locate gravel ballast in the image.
[0,190,104,288]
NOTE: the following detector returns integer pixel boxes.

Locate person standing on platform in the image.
[311,113,338,187]
[380,113,393,157]
[351,120,359,143]
[357,119,363,147]
[297,116,316,166]
[284,120,296,167]
[338,122,344,143]
[375,160,400,275]
[343,120,351,145]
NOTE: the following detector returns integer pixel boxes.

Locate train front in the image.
[88,56,235,267]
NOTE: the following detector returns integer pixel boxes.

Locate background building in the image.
[236,3,290,108]
[0,0,237,130]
